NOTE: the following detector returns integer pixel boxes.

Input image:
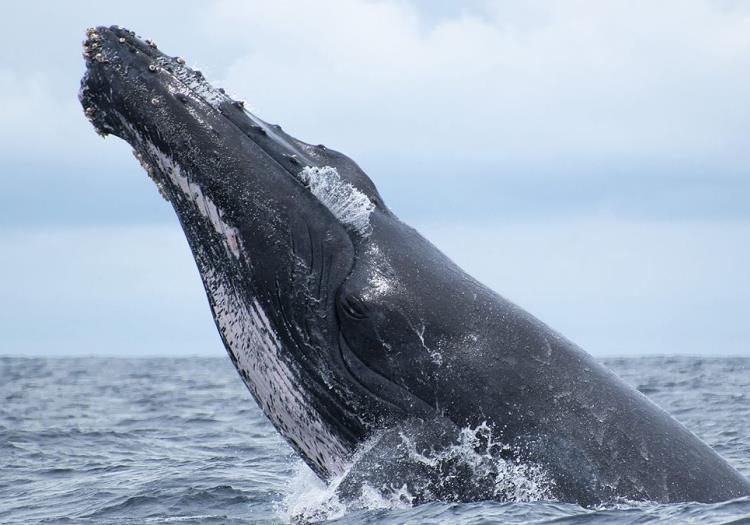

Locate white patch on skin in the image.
[203,267,349,477]
[414,323,444,367]
[138,140,243,259]
[299,166,375,235]
[154,57,293,147]
[156,57,228,109]
[361,244,396,302]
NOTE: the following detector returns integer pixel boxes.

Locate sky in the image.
[1,0,749,357]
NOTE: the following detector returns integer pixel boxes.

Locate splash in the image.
[278,462,413,524]
[399,422,555,503]
[278,432,413,523]
[278,422,554,523]
[298,166,375,235]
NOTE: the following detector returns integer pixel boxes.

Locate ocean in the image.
[1,356,749,524]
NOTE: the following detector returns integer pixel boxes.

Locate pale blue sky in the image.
[1,1,748,356]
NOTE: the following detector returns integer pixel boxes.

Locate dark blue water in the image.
[1,356,748,524]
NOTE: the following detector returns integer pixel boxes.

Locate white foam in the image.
[399,422,554,502]
[279,435,414,524]
[298,166,375,235]
[278,422,554,522]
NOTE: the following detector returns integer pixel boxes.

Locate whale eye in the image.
[337,293,369,321]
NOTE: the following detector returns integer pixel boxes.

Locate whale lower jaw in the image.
[201,264,351,477]
[129,128,353,478]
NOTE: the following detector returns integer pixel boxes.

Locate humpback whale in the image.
[79,26,750,506]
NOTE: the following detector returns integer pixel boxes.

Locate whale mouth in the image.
[78,25,452,481]
[77,25,413,479]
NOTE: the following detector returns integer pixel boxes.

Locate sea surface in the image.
[1,356,749,524]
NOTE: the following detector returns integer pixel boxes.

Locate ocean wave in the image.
[1,356,748,524]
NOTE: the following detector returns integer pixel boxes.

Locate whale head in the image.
[78,25,425,479]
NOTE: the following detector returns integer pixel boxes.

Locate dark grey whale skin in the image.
[79,25,750,506]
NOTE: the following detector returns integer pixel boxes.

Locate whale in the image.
[79,25,750,506]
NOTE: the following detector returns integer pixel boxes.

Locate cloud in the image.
[1,0,749,225]
[0,1,748,356]
[0,0,208,164]
[0,68,92,160]
[5,0,750,170]
[2,216,747,356]
[198,0,750,170]
[419,214,750,356]
[0,226,221,356]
